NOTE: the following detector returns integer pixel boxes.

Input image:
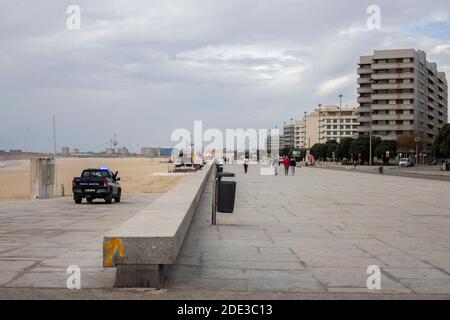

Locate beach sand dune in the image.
[0,157,183,202]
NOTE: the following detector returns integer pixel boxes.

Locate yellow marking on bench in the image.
[103,238,125,267]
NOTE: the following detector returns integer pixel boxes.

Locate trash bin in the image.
[217,180,236,213]
[216,164,224,174]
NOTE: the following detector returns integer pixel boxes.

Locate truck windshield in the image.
[82,170,110,178]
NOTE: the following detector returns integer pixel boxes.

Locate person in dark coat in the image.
[243,158,249,174]
[290,158,297,176]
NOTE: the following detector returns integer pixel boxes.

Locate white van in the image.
[399,158,414,167]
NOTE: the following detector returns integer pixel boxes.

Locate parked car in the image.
[398,158,414,167]
[72,168,121,204]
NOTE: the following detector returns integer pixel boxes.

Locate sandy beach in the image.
[0,157,184,202]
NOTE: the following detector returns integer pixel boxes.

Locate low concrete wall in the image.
[102,164,213,287]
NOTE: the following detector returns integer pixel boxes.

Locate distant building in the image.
[118,147,129,156]
[141,147,161,157]
[279,135,285,150]
[105,148,115,156]
[62,147,70,156]
[357,49,448,153]
[159,148,173,157]
[295,106,359,149]
[266,129,281,156]
[9,149,23,154]
[281,123,295,149]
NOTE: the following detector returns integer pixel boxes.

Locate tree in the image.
[397,133,416,155]
[310,144,322,160]
[432,124,450,159]
[338,137,354,162]
[397,132,428,160]
[375,141,397,164]
[351,136,370,164]
[325,140,339,160]
[280,147,291,157]
[310,143,328,161]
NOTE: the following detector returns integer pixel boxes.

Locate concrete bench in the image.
[102,164,213,288]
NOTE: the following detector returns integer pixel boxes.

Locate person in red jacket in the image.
[283,156,290,176]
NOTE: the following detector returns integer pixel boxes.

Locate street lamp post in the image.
[290,118,294,151]
[318,104,322,143]
[304,112,307,150]
[369,108,373,166]
[415,136,421,166]
[338,94,343,144]
[368,80,374,166]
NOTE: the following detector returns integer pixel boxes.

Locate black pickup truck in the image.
[72,168,122,204]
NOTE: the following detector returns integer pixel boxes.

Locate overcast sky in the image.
[1,0,449,152]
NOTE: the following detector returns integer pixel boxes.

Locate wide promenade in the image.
[168,164,450,295]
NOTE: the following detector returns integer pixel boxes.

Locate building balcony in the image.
[357,106,372,113]
[371,73,414,80]
[357,78,371,84]
[358,116,371,122]
[372,62,414,70]
[357,87,372,94]
[357,97,372,103]
[372,104,414,111]
[357,68,372,74]
[372,124,414,131]
[371,83,414,90]
[372,114,414,121]
[371,93,414,100]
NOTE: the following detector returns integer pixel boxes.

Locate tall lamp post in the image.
[318,104,322,143]
[338,94,343,143]
[415,136,421,166]
[303,112,307,150]
[290,118,294,151]
[274,125,279,157]
[368,79,374,166]
[369,107,373,166]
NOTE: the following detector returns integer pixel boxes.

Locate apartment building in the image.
[294,106,359,149]
[281,123,295,149]
[357,49,448,151]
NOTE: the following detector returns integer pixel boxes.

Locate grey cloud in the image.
[0,0,449,152]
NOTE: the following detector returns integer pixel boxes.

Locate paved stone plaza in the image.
[1,166,450,297]
[0,194,160,289]
[167,165,450,294]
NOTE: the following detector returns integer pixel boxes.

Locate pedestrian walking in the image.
[283,156,290,176]
[290,158,297,176]
[243,158,249,174]
[272,157,279,176]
